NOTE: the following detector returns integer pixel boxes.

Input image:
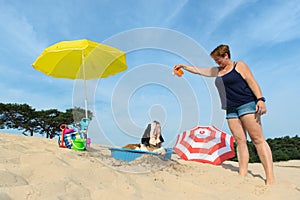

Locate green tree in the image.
[0,103,93,138]
[69,107,93,123]
[230,135,300,163]
[36,109,62,139]
[36,107,93,139]
[0,103,39,136]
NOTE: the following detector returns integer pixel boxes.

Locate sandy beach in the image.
[0,132,299,200]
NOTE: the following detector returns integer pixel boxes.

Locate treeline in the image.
[0,103,92,139]
[1,103,299,162]
[230,135,300,163]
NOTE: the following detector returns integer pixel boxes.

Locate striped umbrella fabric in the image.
[173,125,235,165]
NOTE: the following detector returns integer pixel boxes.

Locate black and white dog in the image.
[141,121,165,154]
[123,121,166,155]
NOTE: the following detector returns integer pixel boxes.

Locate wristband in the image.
[256,97,266,103]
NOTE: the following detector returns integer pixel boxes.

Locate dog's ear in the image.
[122,144,131,149]
[123,144,137,149]
[124,144,142,149]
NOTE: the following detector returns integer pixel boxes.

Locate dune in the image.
[0,132,299,200]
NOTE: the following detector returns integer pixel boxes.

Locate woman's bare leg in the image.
[227,118,249,176]
[240,113,275,185]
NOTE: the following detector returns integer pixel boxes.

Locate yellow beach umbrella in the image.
[32,39,128,120]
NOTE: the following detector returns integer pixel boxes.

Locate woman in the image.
[174,44,275,185]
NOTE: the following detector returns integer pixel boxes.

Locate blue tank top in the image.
[215,62,256,109]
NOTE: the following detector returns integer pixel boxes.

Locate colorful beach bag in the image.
[58,124,85,151]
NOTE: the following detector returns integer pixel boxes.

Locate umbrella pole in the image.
[82,51,89,142]
[82,50,88,120]
[84,82,89,140]
[84,79,88,120]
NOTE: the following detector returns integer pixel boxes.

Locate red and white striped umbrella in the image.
[173,125,235,165]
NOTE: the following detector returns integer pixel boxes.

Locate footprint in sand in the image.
[0,170,28,187]
[0,192,11,200]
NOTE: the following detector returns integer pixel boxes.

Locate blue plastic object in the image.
[80,118,90,131]
[109,148,173,162]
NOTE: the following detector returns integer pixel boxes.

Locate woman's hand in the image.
[173,64,219,77]
[256,101,267,115]
[173,64,187,70]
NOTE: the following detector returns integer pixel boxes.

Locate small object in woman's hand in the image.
[257,108,262,115]
[173,67,184,77]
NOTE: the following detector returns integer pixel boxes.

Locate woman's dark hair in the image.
[210,44,231,59]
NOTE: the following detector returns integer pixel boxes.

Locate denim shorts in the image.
[226,101,257,119]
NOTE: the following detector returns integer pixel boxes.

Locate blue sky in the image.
[1,0,300,147]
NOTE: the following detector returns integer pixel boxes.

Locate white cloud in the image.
[163,0,189,26]
[235,1,300,44]
[0,1,46,57]
[0,81,73,111]
[204,0,252,36]
[258,4,299,42]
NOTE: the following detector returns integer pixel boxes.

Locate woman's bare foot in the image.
[265,177,275,185]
